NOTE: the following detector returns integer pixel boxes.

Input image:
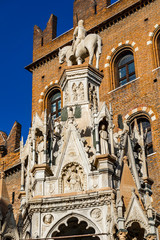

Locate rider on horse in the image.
[72,20,87,56]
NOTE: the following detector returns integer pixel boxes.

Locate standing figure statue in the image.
[37,136,44,164]
[72,20,87,55]
[99,124,109,155]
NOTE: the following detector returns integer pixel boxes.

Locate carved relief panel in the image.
[61,162,85,193]
[63,80,87,106]
[88,83,98,111]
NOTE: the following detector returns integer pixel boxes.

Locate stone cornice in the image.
[59,64,104,90]
[31,163,53,176]
[26,190,113,216]
[25,0,155,73]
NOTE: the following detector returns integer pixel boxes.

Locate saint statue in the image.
[37,136,44,164]
[99,124,109,155]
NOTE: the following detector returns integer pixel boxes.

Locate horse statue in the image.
[59,34,102,69]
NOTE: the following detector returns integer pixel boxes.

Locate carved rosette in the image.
[43,214,54,225]
[90,208,102,221]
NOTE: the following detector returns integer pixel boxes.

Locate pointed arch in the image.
[46,213,103,239]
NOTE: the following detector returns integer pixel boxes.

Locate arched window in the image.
[50,91,61,119]
[154,31,160,67]
[130,116,153,155]
[157,34,160,63]
[117,52,136,86]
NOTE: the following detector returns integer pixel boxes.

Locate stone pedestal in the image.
[31,164,53,178]
[95,154,116,170]
[31,164,53,196]
[142,177,154,194]
[94,154,116,188]
[59,64,103,108]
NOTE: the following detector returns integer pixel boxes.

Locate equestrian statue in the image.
[59,20,102,69]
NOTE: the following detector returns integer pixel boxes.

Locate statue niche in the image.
[37,135,44,164]
[35,129,44,164]
[62,163,84,193]
[99,121,109,155]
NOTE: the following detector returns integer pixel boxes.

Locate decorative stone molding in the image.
[147,24,159,44]
[104,42,138,68]
[38,83,61,108]
[28,191,112,215]
[124,106,156,121]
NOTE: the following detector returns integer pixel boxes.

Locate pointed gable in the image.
[55,124,90,179]
[120,156,138,208]
[125,190,148,232]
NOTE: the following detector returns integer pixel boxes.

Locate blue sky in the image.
[0,0,74,142]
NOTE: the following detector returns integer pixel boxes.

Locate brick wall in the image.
[0,122,21,219]
[28,0,160,217]
[5,169,21,220]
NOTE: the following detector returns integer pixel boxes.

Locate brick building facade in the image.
[26,0,160,213]
[0,0,160,239]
